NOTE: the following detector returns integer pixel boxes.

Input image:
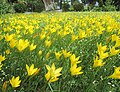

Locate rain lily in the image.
[29,43,36,51]
[16,39,29,52]
[109,66,120,79]
[4,34,14,42]
[45,39,52,47]
[62,49,71,58]
[70,64,83,76]
[9,39,17,48]
[26,64,39,76]
[93,56,105,67]
[55,52,62,60]
[10,76,21,88]
[112,34,119,42]
[0,55,5,64]
[70,54,81,66]
[110,46,120,56]
[45,63,62,83]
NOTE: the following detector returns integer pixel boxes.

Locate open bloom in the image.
[26,64,39,76]
[70,54,81,65]
[70,64,83,76]
[110,46,120,56]
[71,34,78,41]
[55,52,62,60]
[78,30,86,39]
[16,39,29,52]
[29,43,36,51]
[9,39,17,48]
[99,51,108,59]
[112,34,119,42]
[45,39,52,47]
[4,33,14,42]
[97,43,108,59]
[0,55,5,64]
[97,43,107,54]
[45,63,62,83]
[108,66,120,79]
[10,76,21,88]
[62,49,71,58]
[93,56,105,67]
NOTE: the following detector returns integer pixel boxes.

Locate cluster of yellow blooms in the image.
[0,12,120,90]
[70,54,83,76]
[93,33,120,79]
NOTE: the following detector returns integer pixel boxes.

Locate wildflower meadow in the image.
[0,12,120,92]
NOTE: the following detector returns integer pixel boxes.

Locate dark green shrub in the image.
[0,0,14,14]
[91,6,103,12]
[69,5,74,11]
[27,1,35,12]
[102,0,116,11]
[13,2,27,13]
[62,2,70,12]
[73,1,84,11]
[102,5,116,11]
[26,1,44,12]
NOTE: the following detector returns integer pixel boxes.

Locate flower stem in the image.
[48,83,53,92]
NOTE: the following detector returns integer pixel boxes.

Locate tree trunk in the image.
[60,0,62,9]
[42,0,55,11]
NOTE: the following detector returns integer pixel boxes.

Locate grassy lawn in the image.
[0,12,120,92]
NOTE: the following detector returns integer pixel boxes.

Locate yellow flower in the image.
[10,76,21,88]
[34,68,40,75]
[110,46,120,56]
[28,26,34,34]
[93,56,105,67]
[78,30,86,39]
[46,52,50,59]
[45,39,52,48]
[99,51,109,59]
[97,43,107,54]
[0,55,5,64]
[16,39,29,52]
[62,49,71,58]
[26,64,38,76]
[97,43,108,59]
[29,43,36,51]
[70,64,83,76]
[70,54,81,66]
[71,34,78,41]
[112,34,119,42]
[5,50,10,55]
[55,52,62,60]
[9,39,17,48]
[108,66,120,79]
[40,32,46,40]
[4,34,14,42]
[45,63,62,83]
[38,50,42,56]
[115,39,120,47]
